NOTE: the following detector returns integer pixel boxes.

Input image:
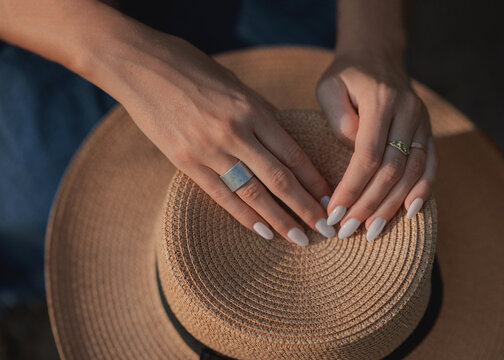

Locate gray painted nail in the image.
[338,218,361,239]
[315,218,336,238]
[320,195,331,211]
[366,217,387,242]
[407,198,424,219]
[253,222,274,240]
[327,206,347,226]
[287,227,309,247]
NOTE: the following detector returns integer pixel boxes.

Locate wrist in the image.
[335,32,406,64]
[334,42,406,71]
[335,0,406,64]
[72,6,192,107]
[66,3,138,80]
[68,3,171,102]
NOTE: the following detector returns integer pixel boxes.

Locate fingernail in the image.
[366,217,387,242]
[315,218,336,238]
[338,218,361,239]
[253,222,274,240]
[319,195,331,211]
[327,206,347,226]
[287,227,309,247]
[407,198,424,219]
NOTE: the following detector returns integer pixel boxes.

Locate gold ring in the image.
[387,140,410,156]
[410,142,426,151]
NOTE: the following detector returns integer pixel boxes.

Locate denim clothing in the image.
[0,46,116,308]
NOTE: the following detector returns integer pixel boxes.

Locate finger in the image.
[363,124,429,242]
[208,153,323,246]
[234,138,336,240]
[253,114,333,207]
[404,135,437,219]
[183,164,276,241]
[236,177,310,246]
[317,76,359,147]
[336,99,423,238]
[326,98,393,226]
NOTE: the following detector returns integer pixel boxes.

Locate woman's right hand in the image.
[77,8,335,245]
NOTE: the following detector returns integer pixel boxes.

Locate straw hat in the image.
[45,47,504,359]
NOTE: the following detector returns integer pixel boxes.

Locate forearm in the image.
[336,0,406,60]
[0,0,180,105]
[0,0,106,70]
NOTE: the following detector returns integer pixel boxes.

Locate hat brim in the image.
[46,46,504,359]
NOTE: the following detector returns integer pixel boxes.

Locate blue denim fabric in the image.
[0,45,116,308]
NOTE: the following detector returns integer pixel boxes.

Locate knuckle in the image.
[270,166,293,192]
[408,153,426,179]
[355,150,381,172]
[284,143,306,168]
[192,132,217,153]
[330,116,358,144]
[232,95,256,116]
[361,201,379,216]
[230,92,268,122]
[340,182,362,202]
[209,186,231,203]
[402,93,424,118]
[316,75,340,96]
[216,117,245,138]
[382,156,405,183]
[171,147,194,165]
[238,178,263,202]
[377,84,398,106]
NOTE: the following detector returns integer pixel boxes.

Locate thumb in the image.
[316,77,359,148]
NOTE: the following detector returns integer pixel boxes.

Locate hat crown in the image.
[158,110,437,359]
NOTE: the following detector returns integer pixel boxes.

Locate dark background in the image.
[406,0,503,153]
[1,0,502,359]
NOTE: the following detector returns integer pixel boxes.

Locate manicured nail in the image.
[287,227,309,247]
[315,218,336,238]
[327,206,347,226]
[407,198,424,219]
[338,218,361,239]
[253,222,274,240]
[320,195,331,211]
[366,217,387,242]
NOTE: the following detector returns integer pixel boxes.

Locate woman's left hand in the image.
[316,49,437,241]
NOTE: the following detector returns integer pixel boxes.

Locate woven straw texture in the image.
[46,47,504,360]
[159,110,437,359]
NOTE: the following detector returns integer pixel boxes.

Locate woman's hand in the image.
[316,49,437,241]
[78,12,335,246]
